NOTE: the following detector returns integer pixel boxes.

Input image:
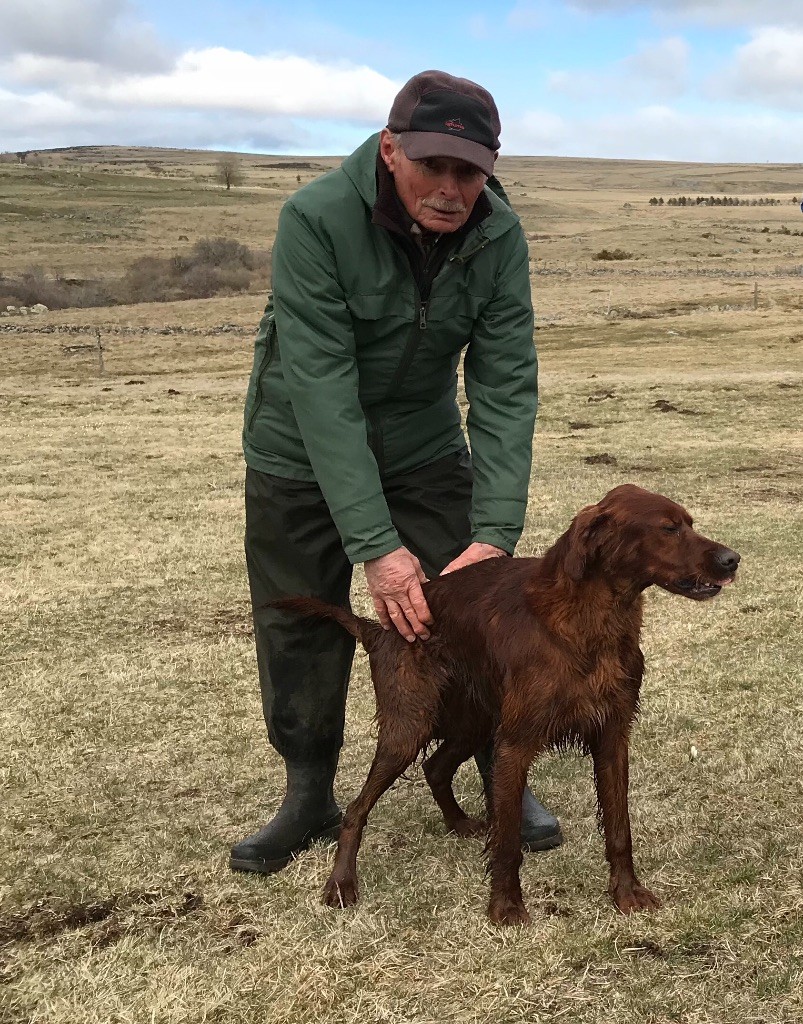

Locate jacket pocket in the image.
[245,309,277,435]
[346,291,411,344]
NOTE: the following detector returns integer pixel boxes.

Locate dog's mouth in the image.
[660,575,735,600]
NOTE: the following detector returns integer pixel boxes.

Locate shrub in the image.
[191,236,253,269]
[593,248,633,261]
[0,266,114,309]
[2,237,270,310]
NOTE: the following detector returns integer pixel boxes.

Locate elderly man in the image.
[232,70,561,874]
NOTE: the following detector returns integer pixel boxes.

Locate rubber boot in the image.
[230,753,342,874]
[474,745,563,851]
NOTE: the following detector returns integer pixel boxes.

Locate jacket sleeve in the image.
[271,199,402,564]
[464,227,537,554]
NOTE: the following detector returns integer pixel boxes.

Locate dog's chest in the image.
[558,644,640,733]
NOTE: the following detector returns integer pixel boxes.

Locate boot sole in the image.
[521,827,564,853]
[229,821,342,875]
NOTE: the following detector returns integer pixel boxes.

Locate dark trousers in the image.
[244,450,473,761]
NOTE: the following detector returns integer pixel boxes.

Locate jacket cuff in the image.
[471,530,519,556]
[346,533,403,566]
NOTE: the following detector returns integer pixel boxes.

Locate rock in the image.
[19,306,29,315]
[30,303,49,314]
[6,305,16,312]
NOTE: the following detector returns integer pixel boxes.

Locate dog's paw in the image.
[322,874,359,909]
[488,896,531,927]
[611,882,661,915]
[450,816,488,839]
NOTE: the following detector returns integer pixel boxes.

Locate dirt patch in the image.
[149,607,253,638]
[0,889,204,951]
[749,487,802,503]
[209,607,254,637]
[0,897,115,945]
[213,913,261,954]
[651,399,704,415]
[584,453,618,465]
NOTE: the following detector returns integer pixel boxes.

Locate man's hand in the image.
[440,542,507,576]
[364,547,433,642]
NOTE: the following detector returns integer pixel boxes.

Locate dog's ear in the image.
[564,506,609,582]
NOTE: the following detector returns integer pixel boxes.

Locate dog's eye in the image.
[661,524,680,534]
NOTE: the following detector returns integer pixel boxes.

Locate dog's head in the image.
[563,484,740,599]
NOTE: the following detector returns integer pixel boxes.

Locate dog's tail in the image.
[270,596,383,649]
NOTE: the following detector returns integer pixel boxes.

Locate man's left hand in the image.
[440,542,507,575]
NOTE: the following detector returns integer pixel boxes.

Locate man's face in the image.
[380,129,489,233]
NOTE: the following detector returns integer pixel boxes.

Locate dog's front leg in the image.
[590,720,661,914]
[486,738,533,926]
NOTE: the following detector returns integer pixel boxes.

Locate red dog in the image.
[279,485,740,925]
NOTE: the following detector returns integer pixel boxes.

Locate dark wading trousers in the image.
[244,450,474,761]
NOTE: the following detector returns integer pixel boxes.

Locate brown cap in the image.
[387,70,501,178]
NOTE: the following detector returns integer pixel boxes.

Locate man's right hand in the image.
[364,547,433,642]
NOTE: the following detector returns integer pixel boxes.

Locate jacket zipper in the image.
[382,290,428,401]
[374,229,486,460]
[245,317,277,434]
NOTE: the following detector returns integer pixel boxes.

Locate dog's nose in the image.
[714,548,740,573]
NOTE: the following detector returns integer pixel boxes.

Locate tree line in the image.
[648,196,796,207]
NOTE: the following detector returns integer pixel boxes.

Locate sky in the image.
[2,0,803,162]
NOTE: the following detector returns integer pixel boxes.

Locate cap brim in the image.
[398,131,495,177]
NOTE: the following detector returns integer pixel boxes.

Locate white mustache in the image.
[421,197,466,213]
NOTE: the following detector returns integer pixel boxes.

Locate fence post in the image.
[96,328,106,376]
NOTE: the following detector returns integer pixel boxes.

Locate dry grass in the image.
[1,147,802,1024]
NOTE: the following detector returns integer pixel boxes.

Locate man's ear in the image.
[379,128,397,172]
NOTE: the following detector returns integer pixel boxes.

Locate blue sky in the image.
[2,0,803,161]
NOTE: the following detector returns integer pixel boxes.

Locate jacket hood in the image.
[340,132,521,246]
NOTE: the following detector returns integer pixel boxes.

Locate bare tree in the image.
[215,156,244,191]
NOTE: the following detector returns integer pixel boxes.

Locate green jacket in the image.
[243,133,537,564]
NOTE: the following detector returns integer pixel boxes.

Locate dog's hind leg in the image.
[423,739,488,838]
[322,736,423,909]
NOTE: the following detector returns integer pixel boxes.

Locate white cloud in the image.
[621,36,689,93]
[0,49,399,125]
[710,28,803,110]
[0,47,401,152]
[548,35,689,101]
[0,0,400,151]
[568,1,803,28]
[506,2,546,30]
[505,103,803,161]
[81,50,397,119]
[0,0,173,72]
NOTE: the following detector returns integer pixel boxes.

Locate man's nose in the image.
[434,171,461,196]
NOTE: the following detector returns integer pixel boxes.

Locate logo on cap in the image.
[444,118,465,132]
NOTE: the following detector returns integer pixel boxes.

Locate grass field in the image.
[1,147,802,1023]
